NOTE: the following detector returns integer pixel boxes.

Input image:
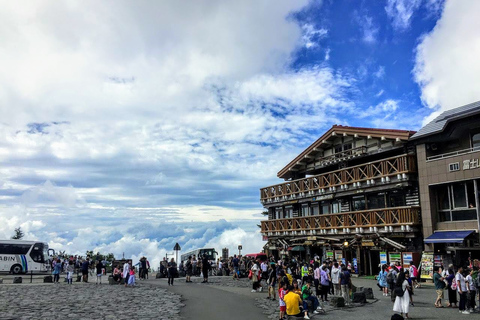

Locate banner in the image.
[389,252,401,265]
[402,252,413,269]
[380,252,388,265]
[420,252,434,279]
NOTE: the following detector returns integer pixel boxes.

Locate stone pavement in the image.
[0,281,183,320]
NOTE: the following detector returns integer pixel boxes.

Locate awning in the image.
[424,230,475,244]
[379,236,406,250]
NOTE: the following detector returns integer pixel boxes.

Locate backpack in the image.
[451,279,457,290]
[387,270,395,283]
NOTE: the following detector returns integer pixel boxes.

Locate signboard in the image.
[312,194,334,201]
[326,251,334,259]
[353,258,358,274]
[335,250,343,262]
[173,243,181,251]
[380,252,388,265]
[389,252,401,265]
[362,240,375,247]
[420,251,434,279]
[402,252,413,269]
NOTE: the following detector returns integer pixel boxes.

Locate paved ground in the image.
[0,280,182,320]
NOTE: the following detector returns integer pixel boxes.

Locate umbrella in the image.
[290,246,305,252]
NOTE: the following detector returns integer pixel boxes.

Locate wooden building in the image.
[259,125,422,275]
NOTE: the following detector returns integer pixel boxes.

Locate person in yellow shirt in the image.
[283,285,308,319]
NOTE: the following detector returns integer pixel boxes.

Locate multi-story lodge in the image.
[260,125,423,276]
[411,101,480,267]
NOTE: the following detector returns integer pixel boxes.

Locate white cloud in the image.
[385,0,422,31]
[301,23,328,49]
[413,0,480,124]
[359,15,379,43]
[374,66,386,79]
[358,99,399,119]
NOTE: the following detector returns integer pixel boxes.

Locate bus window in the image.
[0,244,31,254]
[30,243,45,263]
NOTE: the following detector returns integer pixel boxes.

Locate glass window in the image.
[343,143,352,151]
[301,205,309,217]
[437,185,451,210]
[320,201,330,214]
[334,145,342,154]
[275,208,283,220]
[352,196,365,211]
[388,190,405,207]
[467,181,476,208]
[472,133,480,149]
[30,243,45,263]
[285,207,293,218]
[310,203,319,216]
[452,209,477,221]
[367,193,386,209]
[452,183,467,208]
[331,200,340,214]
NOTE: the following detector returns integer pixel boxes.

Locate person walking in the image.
[52,258,62,283]
[81,257,90,283]
[466,268,476,312]
[123,259,131,287]
[127,266,136,287]
[331,262,341,296]
[268,263,277,300]
[185,256,193,283]
[379,265,389,296]
[251,261,261,292]
[393,271,411,319]
[446,267,458,308]
[66,260,74,284]
[201,254,211,283]
[232,254,240,280]
[168,258,177,286]
[433,266,446,308]
[456,266,470,314]
[319,265,330,302]
[409,261,420,288]
[339,266,351,306]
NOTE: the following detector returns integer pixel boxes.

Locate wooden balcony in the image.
[261,154,416,203]
[261,206,421,235]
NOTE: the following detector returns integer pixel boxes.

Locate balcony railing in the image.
[261,154,416,203]
[261,206,420,234]
[313,146,367,168]
[427,147,480,161]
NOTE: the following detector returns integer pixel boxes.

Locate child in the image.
[128,267,136,287]
[268,264,277,300]
[66,260,74,284]
[278,281,287,320]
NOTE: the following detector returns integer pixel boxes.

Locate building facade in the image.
[260,125,422,276]
[411,101,480,268]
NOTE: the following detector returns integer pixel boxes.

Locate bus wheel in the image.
[11,264,23,274]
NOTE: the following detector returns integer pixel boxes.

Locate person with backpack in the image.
[185,256,193,283]
[339,266,351,306]
[393,270,411,319]
[387,264,398,301]
[409,261,420,288]
[446,267,458,308]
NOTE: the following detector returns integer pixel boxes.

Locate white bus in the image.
[0,240,53,274]
[180,248,217,263]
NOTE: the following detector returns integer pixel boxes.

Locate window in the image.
[436,182,476,222]
[285,206,293,219]
[275,208,283,220]
[448,162,460,172]
[343,143,352,151]
[0,244,31,255]
[320,201,330,214]
[331,200,341,214]
[367,193,386,209]
[472,132,480,150]
[388,190,405,207]
[352,196,366,211]
[334,145,342,154]
[310,203,319,216]
[301,205,309,217]
[30,243,45,263]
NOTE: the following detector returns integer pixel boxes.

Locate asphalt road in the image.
[148,278,265,319]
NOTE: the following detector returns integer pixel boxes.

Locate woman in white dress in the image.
[393,270,411,319]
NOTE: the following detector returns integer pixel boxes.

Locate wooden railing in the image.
[261,154,416,202]
[260,206,420,234]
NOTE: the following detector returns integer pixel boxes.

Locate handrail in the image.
[427,147,480,161]
[260,206,421,233]
[260,154,416,201]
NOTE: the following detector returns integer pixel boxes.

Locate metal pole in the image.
[474,180,480,241]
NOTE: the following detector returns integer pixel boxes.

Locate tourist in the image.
[201,254,210,283]
[339,265,351,306]
[465,267,477,312]
[292,281,302,295]
[405,271,414,306]
[379,264,389,296]
[302,280,322,318]
[388,264,398,301]
[268,263,277,300]
[393,271,411,319]
[251,261,261,292]
[331,262,341,296]
[283,285,305,319]
[66,260,74,284]
[52,258,62,283]
[95,260,103,284]
[82,257,90,283]
[123,259,131,287]
[278,282,288,320]
[261,260,268,281]
[445,267,457,308]
[185,256,193,283]
[456,266,470,314]
[319,265,329,302]
[192,257,198,276]
[313,262,320,297]
[128,266,136,287]
[168,258,177,286]
[113,265,122,283]
[409,261,420,288]
[232,254,240,280]
[433,266,446,308]
[301,263,309,286]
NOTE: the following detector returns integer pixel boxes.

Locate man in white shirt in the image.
[261,261,268,281]
[123,260,131,287]
[456,266,470,314]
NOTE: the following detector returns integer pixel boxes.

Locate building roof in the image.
[277,125,416,179]
[411,100,480,141]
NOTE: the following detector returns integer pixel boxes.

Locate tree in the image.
[11,227,24,240]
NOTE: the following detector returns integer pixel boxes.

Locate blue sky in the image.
[1,0,479,267]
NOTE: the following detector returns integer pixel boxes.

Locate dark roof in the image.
[411,100,480,140]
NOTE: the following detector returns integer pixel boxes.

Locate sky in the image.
[1,0,480,268]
